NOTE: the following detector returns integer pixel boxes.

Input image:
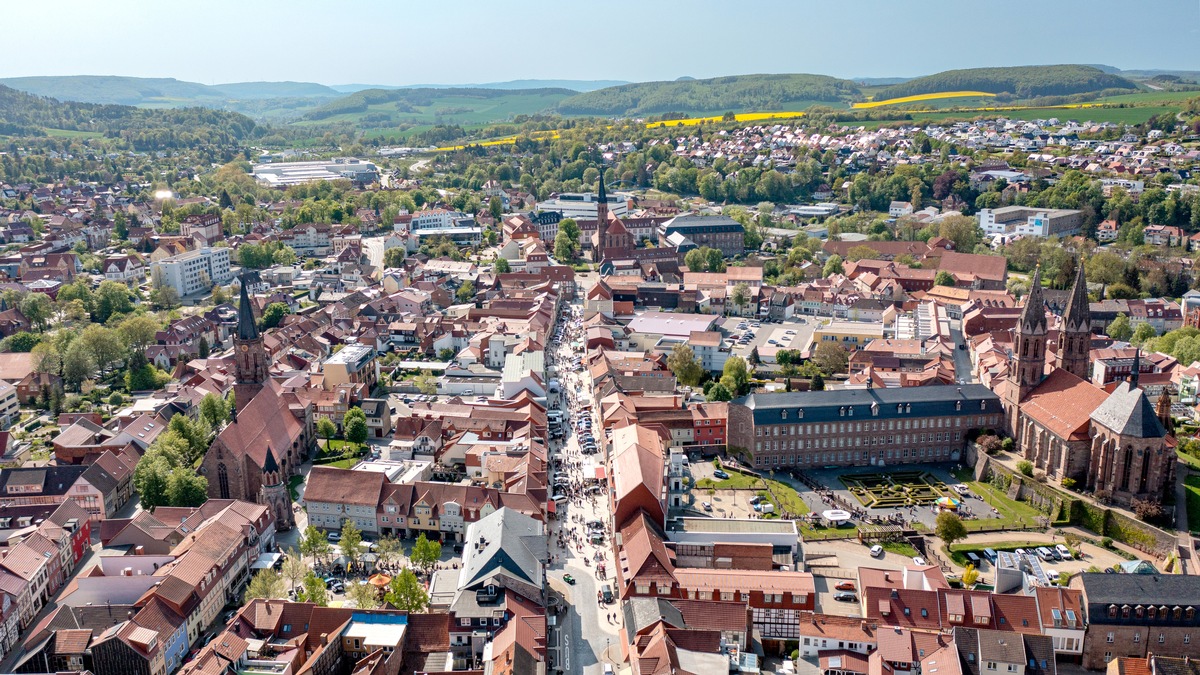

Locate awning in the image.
[547,499,557,514]
[594,466,607,481]
[251,552,282,570]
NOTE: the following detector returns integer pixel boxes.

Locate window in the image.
[283,624,291,632]
[1133,634,1140,644]
[1106,632,1114,643]
[1186,635,1191,645]
[1159,634,1165,644]
[987,662,997,671]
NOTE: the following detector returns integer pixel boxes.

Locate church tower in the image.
[1005,267,1048,432]
[234,274,268,403]
[1055,260,1092,380]
[592,166,609,261]
[259,446,294,531]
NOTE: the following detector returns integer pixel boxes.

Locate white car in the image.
[870,544,883,557]
[912,556,927,566]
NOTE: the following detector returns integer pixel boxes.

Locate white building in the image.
[978,206,1082,238]
[536,192,628,220]
[0,381,17,428]
[150,247,233,298]
[252,158,378,186]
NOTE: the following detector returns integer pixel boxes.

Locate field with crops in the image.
[852,91,996,109]
[644,110,809,128]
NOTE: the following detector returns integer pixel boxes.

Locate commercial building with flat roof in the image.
[979,206,1082,238]
[149,247,233,298]
[252,158,378,186]
[536,192,628,220]
[728,384,1003,470]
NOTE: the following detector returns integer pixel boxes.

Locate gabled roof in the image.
[458,507,545,591]
[1090,381,1166,438]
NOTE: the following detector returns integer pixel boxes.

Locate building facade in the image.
[728,385,1003,470]
[149,247,233,298]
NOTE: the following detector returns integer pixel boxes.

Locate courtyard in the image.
[841,471,951,508]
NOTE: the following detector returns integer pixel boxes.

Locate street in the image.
[545,295,624,675]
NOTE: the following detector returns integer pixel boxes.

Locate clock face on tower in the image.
[240,345,248,352]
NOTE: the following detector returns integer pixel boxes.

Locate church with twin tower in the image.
[1001,263,1175,507]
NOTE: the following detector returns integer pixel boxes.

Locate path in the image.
[1175,463,1192,574]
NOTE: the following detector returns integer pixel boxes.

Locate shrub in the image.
[1017,460,1034,477]
[1131,497,1165,522]
[1061,477,1077,490]
[1100,537,1114,549]
[1001,438,1014,452]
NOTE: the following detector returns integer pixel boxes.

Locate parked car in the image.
[713,469,730,479]
[563,574,576,585]
[912,556,927,566]
[601,584,614,603]
[1055,544,1074,560]
[702,501,713,512]
[328,532,342,543]
[835,582,856,591]
[870,545,884,557]
[834,592,857,602]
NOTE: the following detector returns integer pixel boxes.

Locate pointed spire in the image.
[1019,267,1047,333]
[262,445,279,475]
[1062,257,1090,332]
[1130,348,1141,389]
[236,274,260,341]
[1156,388,1174,434]
[597,165,607,204]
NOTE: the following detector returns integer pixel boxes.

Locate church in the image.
[199,278,312,530]
[590,167,634,264]
[1001,264,1175,507]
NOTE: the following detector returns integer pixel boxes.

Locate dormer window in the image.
[897,405,903,414]
[798,408,804,419]
[956,401,962,411]
[781,411,788,420]
[840,407,845,417]
[848,407,854,417]
[906,404,912,413]
[980,400,986,410]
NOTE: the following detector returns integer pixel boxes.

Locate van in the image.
[552,494,568,504]
[966,552,981,566]
[601,584,614,603]
[983,548,997,562]
[1036,547,1054,561]
[1055,544,1073,560]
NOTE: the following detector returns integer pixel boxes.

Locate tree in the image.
[244,569,286,602]
[299,571,328,606]
[493,257,511,274]
[410,533,442,574]
[1107,313,1133,342]
[344,407,369,445]
[558,218,581,246]
[748,345,761,366]
[554,230,578,262]
[1131,497,1165,522]
[707,383,733,401]
[112,210,129,241]
[260,302,292,330]
[30,341,61,374]
[962,564,980,587]
[935,511,967,546]
[148,284,181,310]
[317,417,338,441]
[117,315,161,353]
[437,347,457,361]
[810,373,825,391]
[94,281,134,323]
[339,519,364,570]
[346,580,380,609]
[731,282,750,312]
[300,525,331,562]
[2,331,42,353]
[1017,460,1034,476]
[78,325,124,373]
[19,293,51,331]
[813,342,849,375]
[667,344,705,387]
[199,392,229,428]
[846,245,878,262]
[1131,322,1157,346]
[126,351,168,392]
[384,568,429,612]
[198,336,210,358]
[937,214,982,252]
[281,549,307,593]
[934,271,956,287]
[132,451,172,509]
[413,370,438,395]
[272,245,298,266]
[683,248,707,272]
[166,468,208,506]
[62,340,96,389]
[384,246,406,268]
[705,248,726,273]
[823,254,844,277]
[455,281,475,304]
[720,356,751,396]
[377,535,403,568]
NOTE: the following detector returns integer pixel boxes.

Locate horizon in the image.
[4,0,1200,85]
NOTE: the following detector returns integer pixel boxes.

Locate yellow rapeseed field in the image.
[643,111,807,128]
[852,91,997,109]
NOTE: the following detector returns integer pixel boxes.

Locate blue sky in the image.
[6,0,1200,84]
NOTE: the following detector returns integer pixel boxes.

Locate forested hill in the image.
[873,65,1138,99]
[0,84,263,150]
[302,87,577,120]
[555,74,861,116]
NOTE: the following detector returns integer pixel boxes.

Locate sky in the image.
[5,0,1200,85]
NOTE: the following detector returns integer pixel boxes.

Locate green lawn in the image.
[951,468,1043,529]
[696,470,763,490]
[1185,475,1200,534]
[288,475,304,502]
[882,541,919,557]
[1178,450,1200,472]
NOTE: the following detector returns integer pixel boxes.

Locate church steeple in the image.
[1005,267,1048,433]
[594,166,609,258]
[1019,266,1047,334]
[236,276,260,341]
[1156,388,1174,435]
[233,272,267,395]
[1129,348,1141,389]
[1055,259,1092,379]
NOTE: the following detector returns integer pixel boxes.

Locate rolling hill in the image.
[329,79,628,93]
[872,65,1138,100]
[555,73,861,116]
[300,87,576,125]
[0,84,263,149]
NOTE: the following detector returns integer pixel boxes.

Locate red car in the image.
[835,582,856,591]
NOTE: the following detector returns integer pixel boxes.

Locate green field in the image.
[44,128,104,138]
[856,104,1179,129]
[1092,89,1200,105]
[1185,475,1200,534]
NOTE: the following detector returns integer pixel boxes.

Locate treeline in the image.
[0,84,264,150]
[556,74,860,116]
[873,65,1137,100]
[304,87,575,120]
